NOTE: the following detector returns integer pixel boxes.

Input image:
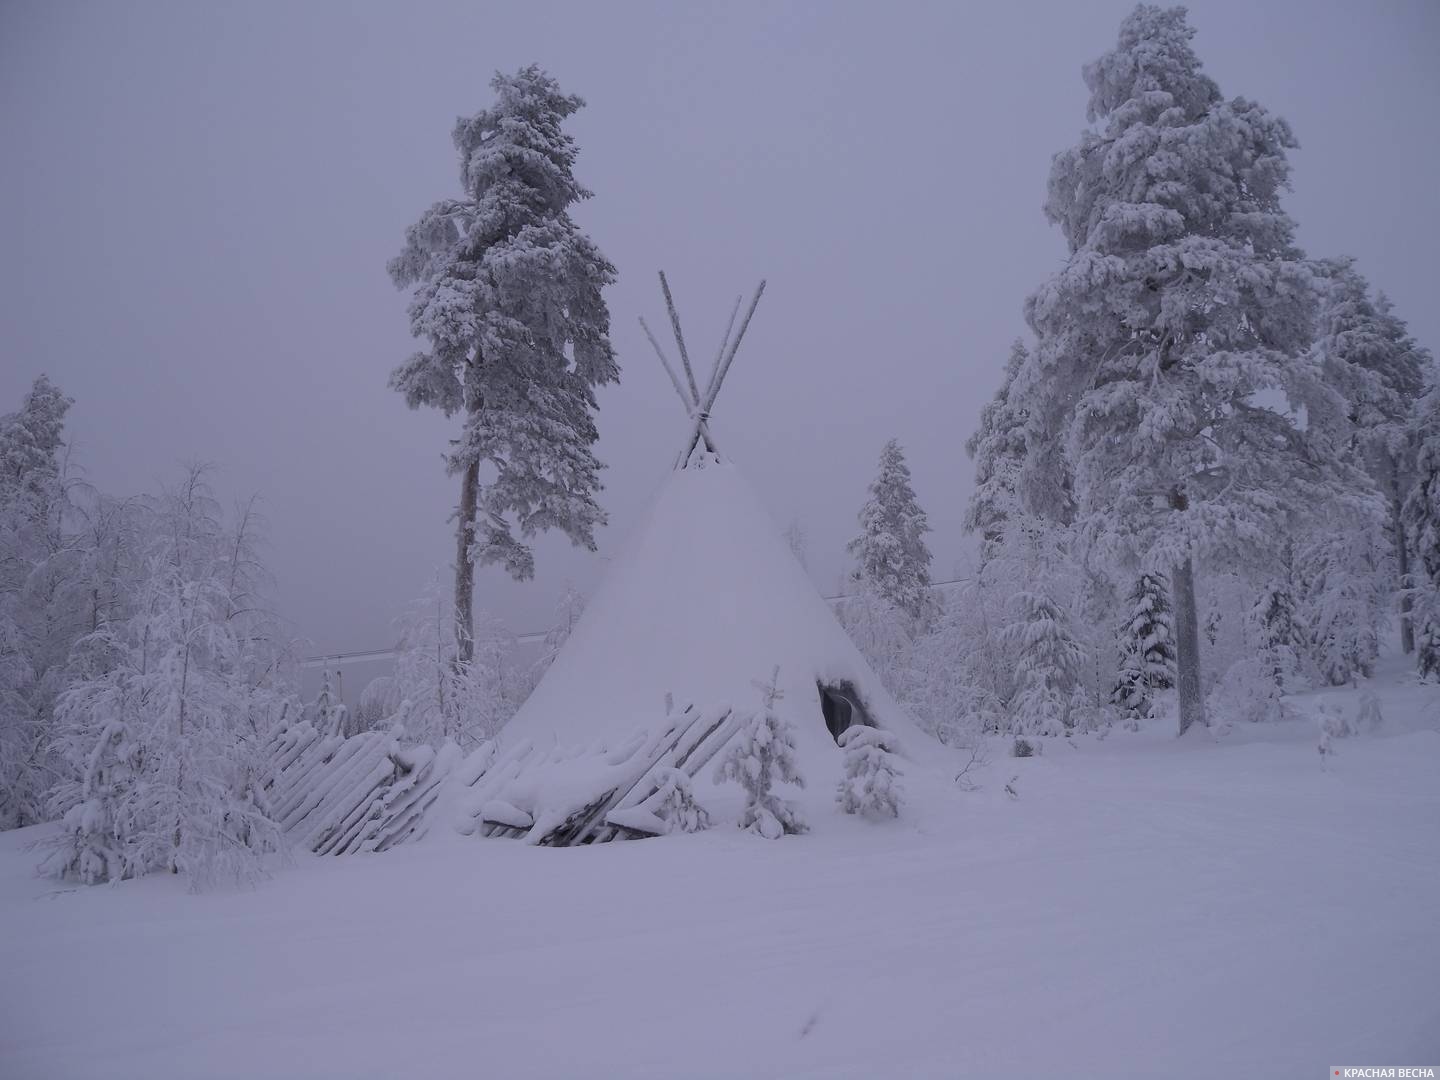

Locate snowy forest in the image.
[1,3,1437,1078]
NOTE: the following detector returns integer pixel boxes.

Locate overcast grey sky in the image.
[2,0,1437,657]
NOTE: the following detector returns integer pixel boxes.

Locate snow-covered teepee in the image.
[499,274,927,784]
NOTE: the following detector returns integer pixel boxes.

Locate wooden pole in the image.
[639,315,695,411]
[676,281,765,467]
[659,271,702,404]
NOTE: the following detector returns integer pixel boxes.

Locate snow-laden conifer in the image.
[1016,4,1367,735]
[1294,524,1389,686]
[848,439,935,628]
[0,377,91,829]
[835,726,903,820]
[647,767,710,835]
[1249,582,1302,688]
[965,341,1041,557]
[1111,573,1176,720]
[1004,589,1084,736]
[388,66,617,667]
[1405,386,1440,680]
[1314,261,1433,654]
[714,669,806,839]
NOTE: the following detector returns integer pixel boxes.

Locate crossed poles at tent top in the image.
[639,271,766,470]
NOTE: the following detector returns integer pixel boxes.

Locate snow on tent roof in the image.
[500,460,925,774]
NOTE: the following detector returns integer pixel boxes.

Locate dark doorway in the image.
[818,681,872,744]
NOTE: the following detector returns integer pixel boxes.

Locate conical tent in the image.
[499,274,928,782]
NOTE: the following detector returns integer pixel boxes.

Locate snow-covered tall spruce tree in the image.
[964,340,1037,559]
[0,376,83,829]
[1314,259,1434,654]
[848,439,935,628]
[1406,385,1440,680]
[1112,573,1175,719]
[388,66,617,669]
[1017,4,1362,735]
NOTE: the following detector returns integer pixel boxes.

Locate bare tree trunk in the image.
[1169,489,1206,737]
[1393,491,1414,655]
[453,459,479,670]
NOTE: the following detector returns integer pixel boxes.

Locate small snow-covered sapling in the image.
[714,668,807,839]
[835,726,903,820]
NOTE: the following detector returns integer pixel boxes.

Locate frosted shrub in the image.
[835,726,903,820]
[1207,657,1285,727]
[650,767,709,834]
[715,670,807,839]
[1011,737,1041,759]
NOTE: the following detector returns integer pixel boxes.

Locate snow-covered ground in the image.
[2,662,1438,1079]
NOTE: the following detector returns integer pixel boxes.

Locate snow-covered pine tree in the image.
[1404,385,1440,680]
[0,376,84,829]
[388,66,618,668]
[1314,260,1434,654]
[1111,573,1176,719]
[835,725,903,819]
[646,767,709,834]
[848,439,935,628]
[310,671,350,737]
[45,468,288,888]
[1250,581,1301,687]
[1004,588,1085,736]
[1294,522,1390,686]
[965,340,1043,558]
[1017,4,1367,735]
[714,668,807,839]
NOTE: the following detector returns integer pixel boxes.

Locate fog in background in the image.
[2,0,1437,660]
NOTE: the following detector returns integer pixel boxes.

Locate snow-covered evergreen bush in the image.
[1011,737,1041,759]
[648,767,709,835]
[714,670,807,839]
[835,726,903,820]
[1111,574,1176,721]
